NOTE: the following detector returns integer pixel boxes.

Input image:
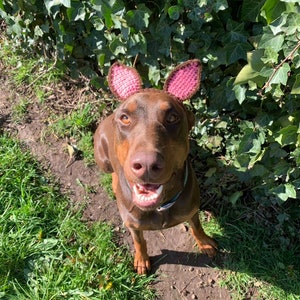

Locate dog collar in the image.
[157,162,189,212]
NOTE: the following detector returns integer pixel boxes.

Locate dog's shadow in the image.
[150,249,215,273]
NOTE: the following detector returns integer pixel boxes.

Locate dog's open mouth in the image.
[132,183,163,208]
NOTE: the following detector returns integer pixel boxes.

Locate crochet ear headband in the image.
[108,60,202,102]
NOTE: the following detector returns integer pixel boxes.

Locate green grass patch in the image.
[202,206,300,300]
[47,103,102,166]
[100,173,115,200]
[0,40,65,95]
[11,97,31,123]
[49,103,96,138]
[0,135,154,299]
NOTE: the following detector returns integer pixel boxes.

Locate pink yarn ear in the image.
[164,60,201,101]
[108,62,142,101]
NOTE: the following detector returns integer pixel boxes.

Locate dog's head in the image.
[108,60,201,210]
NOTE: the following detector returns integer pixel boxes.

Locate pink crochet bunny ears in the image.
[108,60,202,102]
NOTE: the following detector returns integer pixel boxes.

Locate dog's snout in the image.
[130,152,165,180]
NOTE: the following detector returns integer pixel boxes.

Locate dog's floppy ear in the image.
[164,59,201,101]
[108,62,142,101]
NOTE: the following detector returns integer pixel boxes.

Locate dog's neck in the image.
[156,161,189,212]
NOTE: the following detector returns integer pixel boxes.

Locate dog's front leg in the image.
[128,228,150,275]
[189,212,218,258]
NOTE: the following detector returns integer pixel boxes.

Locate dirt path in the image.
[1,87,231,299]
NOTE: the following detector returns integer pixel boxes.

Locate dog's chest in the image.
[120,204,191,231]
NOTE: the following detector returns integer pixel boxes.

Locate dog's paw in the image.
[134,253,151,275]
[199,243,217,258]
[198,237,218,258]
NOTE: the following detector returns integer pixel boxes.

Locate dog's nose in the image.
[130,152,165,180]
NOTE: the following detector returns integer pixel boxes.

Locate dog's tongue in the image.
[137,184,160,192]
[133,183,163,208]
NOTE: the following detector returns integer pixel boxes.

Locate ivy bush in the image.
[1,0,299,210]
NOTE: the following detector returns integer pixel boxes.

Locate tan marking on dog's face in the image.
[125,100,137,114]
[158,100,172,112]
[116,139,129,167]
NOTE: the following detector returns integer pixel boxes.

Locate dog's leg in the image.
[128,228,150,275]
[189,212,217,257]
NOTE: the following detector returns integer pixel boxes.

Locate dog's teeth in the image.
[133,183,164,204]
[156,185,163,195]
[137,193,154,202]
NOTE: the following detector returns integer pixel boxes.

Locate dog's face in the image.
[113,91,195,211]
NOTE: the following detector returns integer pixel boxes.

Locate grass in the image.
[11,97,31,123]
[100,173,115,200]
[47,103,100,166]
[0,40,65,93]
[200,205,300,300]
[0,135,155,299]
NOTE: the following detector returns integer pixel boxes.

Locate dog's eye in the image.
[120,114,131,125]
[166,113,180,124]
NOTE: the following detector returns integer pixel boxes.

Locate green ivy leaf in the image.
[285,12,300,36]
[91,1,116,29]
[109,35,126,55]
[233,84,246,104]
[261,47,279,64]
[272,183,296,201]
[259,33,284,52]
[128,33,147,55]
[45,0,71,12]
[261,0,286,24]
[291,148,300,166]
[91,15,105,30]
[250,163,269,178]
[241,0,265,21]
[97,53,106,67]
[34,26,44,37]
[291,74,300,94]
[213,0,228,12]
[207,135,223,150]
[224,42,251,64]
[234,50,266,85]
[269,14,287,35]
[229,191,243,206]
[215,121,228,129]
[238,129,258,155]
[205,167,217,178]
[148,65,161,86]
[269,63,290,85]
[268,142,288,158]
[61,0,71,7]
[225,19,248,43]
[126,4,151,30]
[67,3,86,21]
[168,5,182,20]
[274,125,298,146]
[237,127,265,170]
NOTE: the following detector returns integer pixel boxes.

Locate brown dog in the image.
[94,60,217,274]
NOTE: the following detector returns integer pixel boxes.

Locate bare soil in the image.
[0,76,231,299]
